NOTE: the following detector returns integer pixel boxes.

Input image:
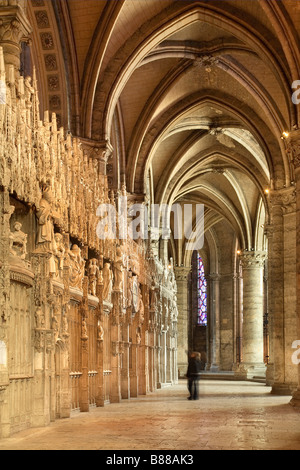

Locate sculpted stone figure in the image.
[88,258,99,297]
[127,271,133,308]
[113,245,125,291]
[62,315,69,336]
[97,322,104,342]
[52,311,59,342]
[81,317,88,339]
[35,307,45,330]
[102,262,113,302]
[9,221,27,260]
[36,186,60,256]
[54,233,65,278]
[69,244,85,290]
[138,287,145,326]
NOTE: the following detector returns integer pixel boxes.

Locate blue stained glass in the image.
[197,254,207,326]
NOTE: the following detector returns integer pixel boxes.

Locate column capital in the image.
[0,2,31,70]
[269,187,296,214]
[240,251,267,269]
[174,266,191,281]
[80,138,113,162]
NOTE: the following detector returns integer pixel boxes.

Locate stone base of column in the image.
[178,362,188,379]
[157,381,172,389]
[208,364,219,373]
[266,363,274,386]
[289,388,300,406]
[233,363,248,380]
[233,362,266,380]
[271,382,297,396]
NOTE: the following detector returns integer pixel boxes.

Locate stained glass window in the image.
[197,254,207,326]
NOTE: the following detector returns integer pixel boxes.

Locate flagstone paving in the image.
[0,380,299,451]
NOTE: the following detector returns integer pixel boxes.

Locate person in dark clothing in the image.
[186,352,201,400]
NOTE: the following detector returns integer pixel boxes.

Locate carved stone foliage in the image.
[174,266,191,282]
[269,188,296,215]
[240,251,267,269]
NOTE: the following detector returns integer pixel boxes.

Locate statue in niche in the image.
[81,317,88,339]
[138,287,145,326]
[113,245,125,291]
[9,221,27,260]
[88,258,99,297]
[102,262,113,302]
[24,76,34,121]
[36,186,59,252]
[127,271,133,308]
[136,327,142,345]
[62,315,69,336]
[68,244,85,290]
[35,186,61,275]
[35,307,45,330]
[52,312,59,342]
[97,322,104,342]
[54,233,65,279]
[62,304,70,336]
[172,295,179,320]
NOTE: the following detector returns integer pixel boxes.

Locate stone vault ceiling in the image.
[28,0,300,263]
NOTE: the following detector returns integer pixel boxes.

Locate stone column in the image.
[79,278,89,413]
[236,270,243,364]
[121,322,130,400]
[287,131,300,406]
[95,274,104,407]
[110,291,122,403]
[0,0,31,73]
[240,251,267,378]
[207,274,220,371]
[174,267,191,377]
[268,188,297,395]
[0,190,14,438]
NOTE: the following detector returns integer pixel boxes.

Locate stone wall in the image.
[0,46,178,438]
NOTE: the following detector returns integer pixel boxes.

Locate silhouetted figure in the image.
[186,352,201,400]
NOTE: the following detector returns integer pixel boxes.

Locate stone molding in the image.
[208,273,221,282]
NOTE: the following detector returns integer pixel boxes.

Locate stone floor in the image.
[0,380,300,451]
